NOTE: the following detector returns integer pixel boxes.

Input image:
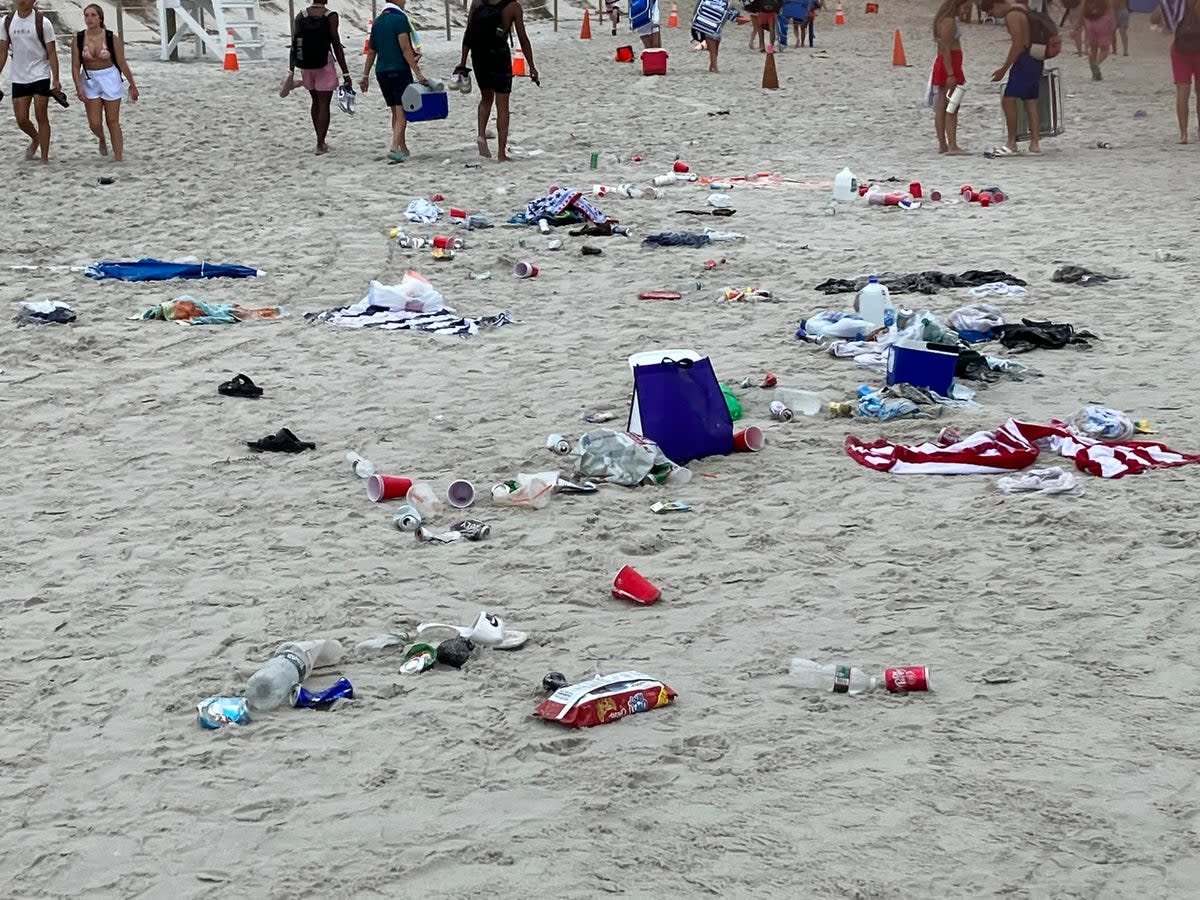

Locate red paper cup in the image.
[433,235,456,249]
[368,474,414,502]
[612,565,661,605]
[446,479,476,509]
[449,207,468,219]
[733,426,765,452]
[514,261,539,278]
[673,160,690,173]
[909,181,922,199]
[979,194,991,208]
[930,189,942,202]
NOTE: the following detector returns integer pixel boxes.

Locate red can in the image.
[884,666,930,693]
[673,160,689,173]
[909,181,922,199]
[858,184,870,197]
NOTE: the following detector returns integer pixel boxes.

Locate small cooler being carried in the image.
[402,82,449,122]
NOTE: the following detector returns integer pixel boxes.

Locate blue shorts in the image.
[376,68,413,108]
[1004,51,1043,100]
[1116,8,1130,28]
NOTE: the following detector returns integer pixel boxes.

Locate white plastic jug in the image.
[833,167,858,201]
[856,277,895,330]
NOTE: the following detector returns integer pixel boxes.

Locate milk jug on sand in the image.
[833,167,858,201]
[856,277,895,330]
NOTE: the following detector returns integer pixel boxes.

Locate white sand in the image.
[3,3,1200,895]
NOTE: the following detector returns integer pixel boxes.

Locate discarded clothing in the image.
[814,270,1026,296]
[139,297,286,325]
[1052,265,1126,286]
[846,419,1200,479]
[16,300,75,325]
[85,259,261,281]
[643,232,713,248]
[948,303,1005,343]
[1071,406,1135,441]
[307,304,516,337]
[511,188,609,227]
[966,282,1028,298]
[405,198,443,224]
[995,318,1095,352]
[995,467,1082,495]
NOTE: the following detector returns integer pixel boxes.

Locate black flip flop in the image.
[218,374,263,398]
[247,427,315,453]
[50,89,69,109]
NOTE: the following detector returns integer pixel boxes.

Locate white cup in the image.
[446,479,476,509]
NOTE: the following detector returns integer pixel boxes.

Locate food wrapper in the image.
[197,696,251,729]
[533,671,676,729]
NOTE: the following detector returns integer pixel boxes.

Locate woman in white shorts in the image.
[70,3,139,161]
[631,0,662,48]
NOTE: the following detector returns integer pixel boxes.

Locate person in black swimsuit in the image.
[455,0,539,162]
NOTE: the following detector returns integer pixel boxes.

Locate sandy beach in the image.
[2,1,1200,896]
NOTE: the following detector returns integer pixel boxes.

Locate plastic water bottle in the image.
[833,166,857,201]
[789,658,931,694]
[856,277,895,330]
[774,387,826,417]
[246,639,344,710]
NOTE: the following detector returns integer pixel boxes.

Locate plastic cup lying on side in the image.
[406,483,443,518]
[368,474,414,502]
[612,565,661,605]
[733,426,765,452]
[446,479,476,509]
[514,261,539,278]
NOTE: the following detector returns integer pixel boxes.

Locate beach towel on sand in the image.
[846,419,1200,479]
[86,259,262,281]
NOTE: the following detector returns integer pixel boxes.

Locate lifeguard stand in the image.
[156,0,264,61]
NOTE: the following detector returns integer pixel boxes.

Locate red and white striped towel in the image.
[845,419,1200,479]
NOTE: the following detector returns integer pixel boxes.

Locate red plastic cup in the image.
[733,426,765,452]
[673,160,690,173]
[432,235,456,249]
[858,184,870,197]
[930,189,942,202]
[960,184,972,197]
[909,181,922,199]
[991,191,1006,203]
[429,193,446,202]
[884,666,930,693]
[367,474,414,502]
[514,261,539,278]
[612,565,661,605]
[979,193,992,208]
[449,207,468,219]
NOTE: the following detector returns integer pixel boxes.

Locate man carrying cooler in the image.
[0,0,64,164]
[982,0,1043,156]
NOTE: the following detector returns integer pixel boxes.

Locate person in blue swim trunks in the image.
[982,0,1043,155]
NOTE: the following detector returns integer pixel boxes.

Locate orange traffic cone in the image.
[222,31,239,72]
[762,47,778,89]
[834,0,845,25]
[363,19,373,55]
[513,47,528,76]
[581,9,592,39]
[667,2,679,27]
[892,29,909,67]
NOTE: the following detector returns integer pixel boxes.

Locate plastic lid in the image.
[867,276,879,283]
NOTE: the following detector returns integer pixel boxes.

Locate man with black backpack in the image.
[0,0,65,164]
[454,0,539,162]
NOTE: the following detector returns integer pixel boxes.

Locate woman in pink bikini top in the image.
[70,3,138,161]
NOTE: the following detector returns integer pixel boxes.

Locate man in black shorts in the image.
[455,0,539,162]
[0,0,64,164]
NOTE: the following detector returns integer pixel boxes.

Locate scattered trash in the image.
[581,409,617,424]
[789,659,931,694]
[293,676,354,710]
[492,471,558,508]
[355,632,410,652]
[547,433,572,455]
[815,270,1026,296]
[400,643,437,674]
[650,500,691,513]
[612,565,661,605]
[542,671,570,693]
[449,519,491,540]
[218,374,264,398]
[246,639,344,711]
[416,611,528,649]
[15,300,75,326]
[345,451,374,478]
[393,505,423,531]
[534,671,676,728]
[1153,249,1184,262]
[139,296,286,325]
[1071,406,1135,441]
[197,696,251,729]
[406,482,443,518]
[436,637,474,668]
[1052,265,1126,285]
[369,474,414,502]
[995,467,1082,495]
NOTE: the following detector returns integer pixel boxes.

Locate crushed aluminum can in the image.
[416,525,462,544]
[450,519,491,541]
[546,433,571,455]
[770,400,793,422]
[292,676,355,710]
[197,696,251,729]
[650,500,691,514]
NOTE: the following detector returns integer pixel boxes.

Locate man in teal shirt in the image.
[360,0,429,161]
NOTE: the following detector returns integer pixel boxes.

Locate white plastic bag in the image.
[491,471,559,509]
[366,271,445,313]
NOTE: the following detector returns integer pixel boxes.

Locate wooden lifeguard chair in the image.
[157,0,264,61]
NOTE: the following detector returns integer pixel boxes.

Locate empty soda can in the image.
[450,519,491,541]
[770,400,794,422]
[546,433,571,455]
[393,505,423,531]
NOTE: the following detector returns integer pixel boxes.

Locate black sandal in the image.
[247,427,315,453]
[219,374,263,398]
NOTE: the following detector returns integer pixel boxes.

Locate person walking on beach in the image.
[0,0,63,164]
[1156,0,1200,142]
[1082,0,1115,79]
[70,4,138,162]
[360,0,428,162]
[630,0,663,48]
[290,0,353,155]
[455,0,539,162]
[933,0,972,155]
[692,0,738,70]
[1112,0,1130,55]
[982,0,1044,155]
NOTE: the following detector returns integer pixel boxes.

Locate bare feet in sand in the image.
[477,135,492,158]
[98,139,108,157]
[945,147,971,155]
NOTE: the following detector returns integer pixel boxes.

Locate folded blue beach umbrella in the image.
[85,259,262,282]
